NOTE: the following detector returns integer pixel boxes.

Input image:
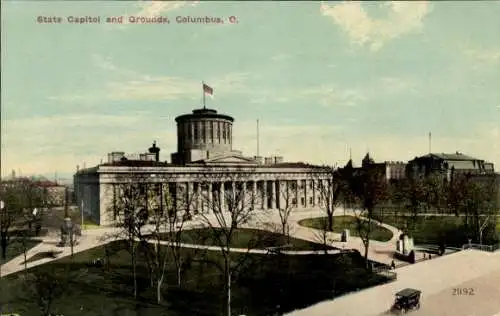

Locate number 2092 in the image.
[453,288,474,296]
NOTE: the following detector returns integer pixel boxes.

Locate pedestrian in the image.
[391,260,395,270]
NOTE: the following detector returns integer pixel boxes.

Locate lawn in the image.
[0,240,393,316]
[298,216,394,242]
[157,228,336,251]
[372,213,500,246]
[1,239,42,264]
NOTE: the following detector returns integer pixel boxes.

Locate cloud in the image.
[297,84,366,107]
[321,1,431,51]
[106,72,251,101]
[2,112,178,176]
[376,76,418,95]
[48,59,252,103]
[270,54,292,62]
[134,1,197,16]
[2,114,498,177]
[463,46,500,65]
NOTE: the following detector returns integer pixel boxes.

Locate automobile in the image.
[390,288,421,314]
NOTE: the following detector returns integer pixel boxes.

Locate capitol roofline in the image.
[175,108,234,123]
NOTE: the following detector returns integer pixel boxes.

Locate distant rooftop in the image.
[424,152,481,161]
[100,160,173,167]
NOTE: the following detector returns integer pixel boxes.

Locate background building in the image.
[350,153,407,182]
[406,152,495,181]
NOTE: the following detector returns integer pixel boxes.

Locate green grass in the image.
[23,251,63,264]
[157,228,336,251]
[83,219,100,230]
[0,240,392,316]
[373,213,499,246]
[298,216,394,242]
[1,239,42,264]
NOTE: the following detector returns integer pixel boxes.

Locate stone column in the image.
[295,180,299,207]
[304,180,309,208]
[208,182,213,213]
[219,182,225,212]
[311,180,316,207]
[187,182,194,213]
[270,180,276,209]
[242,181,247,209]
[252,180,257,209]
[262,181,268,209]
[231,181,236,210]
[196,182,201,214]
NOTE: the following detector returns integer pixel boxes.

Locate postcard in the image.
[1,1,499,316]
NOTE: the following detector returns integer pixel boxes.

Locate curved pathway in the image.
[141,239,341,255]
[0,207,404,277]
[247,208,408,265]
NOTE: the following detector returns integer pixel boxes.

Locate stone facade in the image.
[74,107,332,226]
[75,164,331,226]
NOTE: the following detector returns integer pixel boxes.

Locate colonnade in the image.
[174,178,326,214]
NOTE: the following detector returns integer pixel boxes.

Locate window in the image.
[193,123,199,142]
[208,121,213,143]
[201,122,206,142]
[217,122,221,142]
[187,124,192,142]
[292,198,297,205]
[309,197,313,205]
[222,123,226,142]
[301,197,305,206]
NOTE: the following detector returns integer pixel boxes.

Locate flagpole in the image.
[428,132,432,154]
[257,119,260,157]
[202,81,206,109]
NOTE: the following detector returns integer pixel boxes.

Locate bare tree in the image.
[20,264,86,316]
[452,174,499,244]
[276,179,296,241]
[352,167,389,268]
[313,167,344,232]
[143,180,194,303]
[312,219,333,254]
[104,170,151,299]
[21,267,65,316]
[0,178,50,270]
[391,177,428,233]
[196,167,257,316]
[161,182,198,288]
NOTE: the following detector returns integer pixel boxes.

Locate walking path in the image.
[0,207,406,277]
[140,239,341,256]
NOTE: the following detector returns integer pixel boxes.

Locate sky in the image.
[1,0,499,179]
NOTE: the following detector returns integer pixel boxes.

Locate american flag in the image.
[203,83,213,96]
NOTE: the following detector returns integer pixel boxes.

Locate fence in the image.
[372,266,397,281]
[462,243,500,252]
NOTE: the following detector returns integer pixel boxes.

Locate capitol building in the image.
[75,107,331,226]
